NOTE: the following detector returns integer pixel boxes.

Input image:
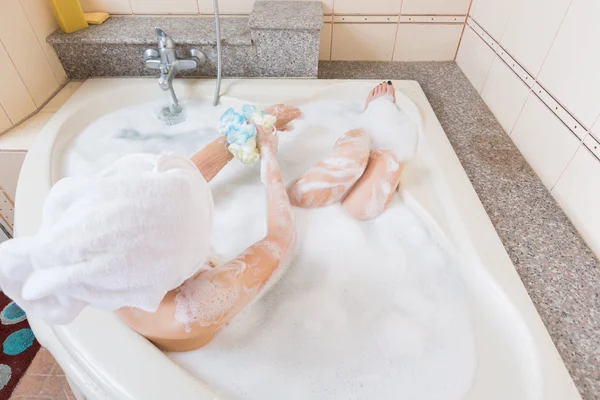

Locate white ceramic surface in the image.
[16,78,580,400]
[481,56,530,134]
[456,27,495,93]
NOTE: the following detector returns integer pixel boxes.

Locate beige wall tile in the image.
[80,0,133,13]
[319,23,332,60]
[198,0,253,14]
[511,95,580,190]
[0,0,59,107]
[0,107,12,134]
[481,56,530,133]
[0,42,36,124]
[19,0,67,84]
[456,27,495,92]
[331,23,397,61]
[334,0,401,15]
[130,0,198,14]
[42,82,83,112]
[552,145,600,257]
[393,24,462,61]
[0,112,54,151]
[500,0,570,75]
[469,0,517,40]
[198,0,332,15]
[537,0,600,128]
[401,0,471,15]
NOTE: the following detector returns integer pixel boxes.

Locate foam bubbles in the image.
[63,96,474,400]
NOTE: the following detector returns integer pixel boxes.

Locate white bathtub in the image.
[15,78,580,400]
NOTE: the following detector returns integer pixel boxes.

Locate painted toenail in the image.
[387,81,392,85]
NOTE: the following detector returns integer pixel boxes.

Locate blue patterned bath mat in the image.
[0,291,39,399]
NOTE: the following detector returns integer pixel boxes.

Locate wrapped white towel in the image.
[0,153,213,324]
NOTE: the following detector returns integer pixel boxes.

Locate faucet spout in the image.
[144,27,207,111]
[158,60,179,91]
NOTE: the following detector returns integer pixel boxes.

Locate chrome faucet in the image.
[144,28,206,109]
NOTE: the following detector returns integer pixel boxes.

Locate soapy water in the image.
[63,98,475,400]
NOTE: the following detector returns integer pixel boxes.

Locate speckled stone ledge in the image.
[47,1,322,79]
[319,61,600,400]
[250,1,322,77]
[249,1,323,30]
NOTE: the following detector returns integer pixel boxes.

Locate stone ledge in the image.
[249,1,323,30]
[47,1,322,79]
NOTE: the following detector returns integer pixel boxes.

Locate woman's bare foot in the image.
[365,81,395,110]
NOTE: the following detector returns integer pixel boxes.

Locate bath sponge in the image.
[84,12,110,25]
[49,0,88,33]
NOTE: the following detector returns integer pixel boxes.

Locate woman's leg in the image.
[286,129,371,208]
[341,150,403,220]
[342,82,404,220]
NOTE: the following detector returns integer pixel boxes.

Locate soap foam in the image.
[63,96,475,400]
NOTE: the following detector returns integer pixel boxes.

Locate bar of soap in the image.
[49,0,88,34]
[84,12,110,25]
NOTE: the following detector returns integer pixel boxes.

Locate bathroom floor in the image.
[6,61,599,400]
[9,348,74,399]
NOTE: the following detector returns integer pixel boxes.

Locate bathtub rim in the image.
[15,78,580,400]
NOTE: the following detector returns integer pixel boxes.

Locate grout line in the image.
[390,0,403,61]
[329,0,335,60]
[550,139,584,192]
[509,86,533,136]
[476,38,496,94]
[17,0,62,87]
[534,0,573,80]
[0,103,11,130]
[590,114,600,139]
[0,40,36,125]
[454,0,474,60]
[497,1,516,43]
[0,82,67,136]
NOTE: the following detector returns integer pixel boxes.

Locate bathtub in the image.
[15,78,580,400]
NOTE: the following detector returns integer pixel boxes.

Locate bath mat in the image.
[0,290,39,399]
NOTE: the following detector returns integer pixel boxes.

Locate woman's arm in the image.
[190,136,234,182]
[179,126,294,330]
[190,105,300,182]
[117,126,295,351]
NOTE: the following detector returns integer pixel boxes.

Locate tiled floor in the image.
[10,349,75,400]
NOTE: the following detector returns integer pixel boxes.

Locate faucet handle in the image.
[155,27,175,49]
[143,49,158,61]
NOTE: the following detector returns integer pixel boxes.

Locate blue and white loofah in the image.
[219,105,277,164]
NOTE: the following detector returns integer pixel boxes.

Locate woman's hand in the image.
[256,125,278,154]
[264,105,302,131]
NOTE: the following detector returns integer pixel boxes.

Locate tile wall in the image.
[79,0,472,62]
[0,0,67,135]
[457,0,600,257]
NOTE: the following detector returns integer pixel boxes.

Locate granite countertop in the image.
[249,0,324,30]
[47,16,253,46]
[319,61,599,399]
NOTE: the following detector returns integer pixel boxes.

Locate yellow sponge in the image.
[84,12,110,25]
[49,0,88,34]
